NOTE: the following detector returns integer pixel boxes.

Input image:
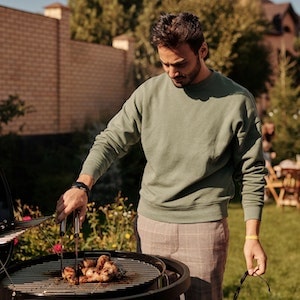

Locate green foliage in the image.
[227,1,273,95]
[12,194,137,261]
[68,0,137,45]
[12,199,76,261]
[0,94,34,134]
[266,49,300,161]
[197,0,268,72]
[133,0,163,83]
[294,37,300,53]
[116,0,144,31]
[84,192,137,251]
[294,55,300,87]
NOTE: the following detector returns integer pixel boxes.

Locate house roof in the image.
[262,1,299,25]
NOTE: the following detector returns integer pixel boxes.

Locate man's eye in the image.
[176,62,187,68]
[162,62,186,68]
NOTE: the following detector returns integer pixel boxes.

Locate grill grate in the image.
[1,257,161,297]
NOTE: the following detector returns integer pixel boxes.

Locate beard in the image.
[171,57,201,88]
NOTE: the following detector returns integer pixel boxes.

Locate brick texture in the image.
[0,4,135,135]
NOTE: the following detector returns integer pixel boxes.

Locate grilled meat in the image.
[62,255,123,284]
[62,266,78,285]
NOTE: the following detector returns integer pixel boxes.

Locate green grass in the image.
[224,202,300,300]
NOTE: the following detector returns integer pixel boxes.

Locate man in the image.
[56,12,267,299]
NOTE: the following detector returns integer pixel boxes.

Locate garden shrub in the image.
[12,193,137,262]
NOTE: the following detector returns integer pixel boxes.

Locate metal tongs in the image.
[60,211,80,283]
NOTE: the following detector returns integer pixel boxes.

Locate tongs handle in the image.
[60,218,67,237]
[73,211,80,283]
[74,211,80,238]
[59,219,66,273]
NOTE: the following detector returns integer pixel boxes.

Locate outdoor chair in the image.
[265,165,284,206]
[277,168,300,208]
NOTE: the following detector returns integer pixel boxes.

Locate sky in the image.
[0,0,299,15]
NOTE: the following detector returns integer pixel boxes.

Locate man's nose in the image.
[168,66,179,78]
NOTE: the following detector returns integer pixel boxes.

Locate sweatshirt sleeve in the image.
[80,90,142,182]
[232,92,267,221]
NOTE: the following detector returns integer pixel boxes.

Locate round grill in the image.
[1,256,161,297]
[0,250,190,299]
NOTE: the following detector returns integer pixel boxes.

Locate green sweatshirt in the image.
[81,70,266,223]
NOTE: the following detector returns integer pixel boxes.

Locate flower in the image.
[52,243,62,254]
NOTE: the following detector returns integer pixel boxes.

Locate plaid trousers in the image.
[136,215,229,300]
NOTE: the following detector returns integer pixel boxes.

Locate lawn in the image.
[223,202,300,300]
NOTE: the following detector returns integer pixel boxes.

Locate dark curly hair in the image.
[150,12,205,54]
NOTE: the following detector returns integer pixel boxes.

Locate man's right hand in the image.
[56,174,94,225]
[56,187,88,226]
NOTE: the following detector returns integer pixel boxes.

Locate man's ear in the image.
[199,42,209,60]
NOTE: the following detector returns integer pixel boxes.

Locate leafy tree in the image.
[68,0,138,45]
[0,94,33,134]
[266,48,300,161]
[294,36,300,53]
[223,0,273,95]
[292,52,300,87]
[133,0,165,82]
[118,0,144,30]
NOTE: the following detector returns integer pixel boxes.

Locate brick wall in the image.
[0,3,135,135]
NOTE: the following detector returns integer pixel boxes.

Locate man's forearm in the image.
[245,219,261,237]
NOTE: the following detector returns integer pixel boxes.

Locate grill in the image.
[0,169,190,299]
[0,250,190,299]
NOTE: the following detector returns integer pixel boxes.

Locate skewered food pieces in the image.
[62,255,123,284]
